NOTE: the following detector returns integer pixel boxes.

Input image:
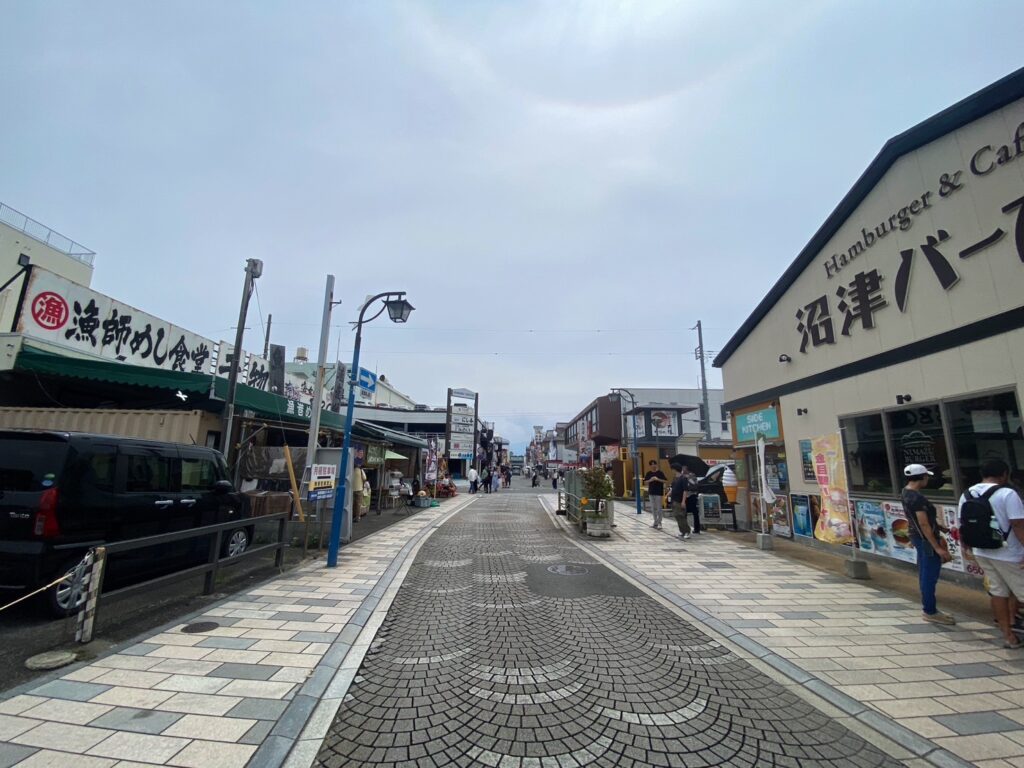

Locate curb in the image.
[538,495,974,768]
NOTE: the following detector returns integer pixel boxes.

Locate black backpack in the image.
[959,485,1008,549]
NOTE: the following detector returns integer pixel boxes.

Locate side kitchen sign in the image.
[17,267,270,390]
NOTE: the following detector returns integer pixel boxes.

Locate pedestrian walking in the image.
[483,467,491,494]
[685,468,702,535]
[468,466,478,494]
[668,463,691,540]
[643,460,667,529]
[551,474,558,491]
[901,464,955,625]
[531,470,539,488]
[491,468,500,493]
[959,459,1024,647]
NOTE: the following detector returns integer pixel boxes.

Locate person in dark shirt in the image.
[901,463,954,625]
[668,463,691,540]
[643,460,667,529]
[684,468,702,535]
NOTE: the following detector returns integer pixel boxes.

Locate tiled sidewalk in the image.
[586,499,1022,767]
[0,495,475,768]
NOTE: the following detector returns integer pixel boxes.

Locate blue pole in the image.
[327,325,363,568]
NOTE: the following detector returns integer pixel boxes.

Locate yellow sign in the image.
[811,433,854,545]
[310,463,336,491]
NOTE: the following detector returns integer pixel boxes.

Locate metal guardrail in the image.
[78,512,287,640]
[0,202,96,265]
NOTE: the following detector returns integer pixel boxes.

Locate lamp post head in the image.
[385,296,414,323]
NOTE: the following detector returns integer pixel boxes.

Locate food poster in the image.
[749,492,767,532]
[940,504,979,575]
[811,434,854,545]
[791,494,813,538]
[770,495,793,538]
[854,500,889,555]
[809,494,822,534]
[881,500,917,564]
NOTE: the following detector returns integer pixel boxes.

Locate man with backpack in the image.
[959,459,1024,649]
[901,464,955,625]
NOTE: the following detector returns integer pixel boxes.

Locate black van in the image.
[0,430,250,615]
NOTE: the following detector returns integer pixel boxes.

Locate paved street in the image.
[0,481,1012,767]
[315,490,902,768]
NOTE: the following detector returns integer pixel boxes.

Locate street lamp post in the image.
[610,388,643,516]
[326,291,414,568]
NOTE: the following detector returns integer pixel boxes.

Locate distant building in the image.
[0,201,95,333]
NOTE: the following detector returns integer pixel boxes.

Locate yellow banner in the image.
[811,433,854,545]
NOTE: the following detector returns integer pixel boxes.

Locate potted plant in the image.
[579,467,613,538]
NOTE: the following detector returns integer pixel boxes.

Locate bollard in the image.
[75,547,106,644]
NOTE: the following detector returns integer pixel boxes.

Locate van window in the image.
[124,453,175,493]
[87,453,116,492]
[181,457,218,492]
[0,438,68,492]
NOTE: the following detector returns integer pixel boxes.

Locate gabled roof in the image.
[713,66,1024,368]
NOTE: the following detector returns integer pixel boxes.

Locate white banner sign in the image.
[450,422,474,434]
[19,268,216,374]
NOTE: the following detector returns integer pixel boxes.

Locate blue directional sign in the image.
[357,368,377,393]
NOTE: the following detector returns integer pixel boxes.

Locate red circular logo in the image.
[30,291,70,331]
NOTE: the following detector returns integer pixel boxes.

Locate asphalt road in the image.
[0,503,431,693]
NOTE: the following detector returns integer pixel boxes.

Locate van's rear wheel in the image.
[46,558,89,617]
[222,528,250,558]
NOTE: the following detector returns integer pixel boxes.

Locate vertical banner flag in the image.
[811,433,854,545]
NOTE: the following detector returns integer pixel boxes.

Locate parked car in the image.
[0,430,250,616]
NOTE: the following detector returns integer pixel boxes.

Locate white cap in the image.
[903,463,934,477]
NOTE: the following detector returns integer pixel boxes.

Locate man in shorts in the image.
[961,459,1024,648]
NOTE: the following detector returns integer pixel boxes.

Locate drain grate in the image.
[181,621,220,634]
[547,564,589,576]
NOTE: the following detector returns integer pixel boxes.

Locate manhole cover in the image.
[547,564,589,576]
[181,621,220,634]
[25,650,77,670]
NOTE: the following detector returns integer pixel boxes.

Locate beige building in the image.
[715,68,1024,569]
[0,202,94,332]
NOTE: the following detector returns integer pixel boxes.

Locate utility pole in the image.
[694,320,712,441]
[263,313,273,358]
[303,276,336,509]
[222,258,263,466]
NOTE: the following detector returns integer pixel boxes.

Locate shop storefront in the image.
[715,68,1024,580]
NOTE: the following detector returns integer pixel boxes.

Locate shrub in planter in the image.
[579,467,613,516]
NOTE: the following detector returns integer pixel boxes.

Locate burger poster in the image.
[881,501,916,564]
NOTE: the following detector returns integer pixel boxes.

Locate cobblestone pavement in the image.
[315,491,905,768]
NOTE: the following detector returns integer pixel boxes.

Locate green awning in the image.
[15,344,212,393]
[384,450,405,460]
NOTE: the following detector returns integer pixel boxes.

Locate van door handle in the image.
[180,499,197,507]
[154,500,173,508]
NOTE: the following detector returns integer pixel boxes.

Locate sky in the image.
[1,1,1021,451]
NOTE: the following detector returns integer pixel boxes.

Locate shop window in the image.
[840,413,892,495]
[947,391,1024,489]
[886,404,952,497]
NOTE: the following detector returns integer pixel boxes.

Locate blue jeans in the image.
[915,539,941,615]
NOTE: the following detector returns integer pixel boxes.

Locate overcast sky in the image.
[2,1,1021,451]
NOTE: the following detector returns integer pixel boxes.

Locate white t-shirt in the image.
[468,468,478,482]
[961,482,1024,563]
